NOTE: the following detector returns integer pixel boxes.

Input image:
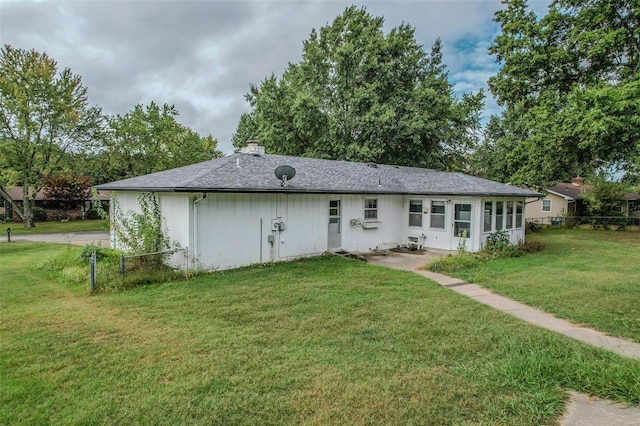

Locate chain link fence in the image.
[526,216,640,231]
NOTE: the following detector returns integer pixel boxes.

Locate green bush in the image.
[104,193,178,267]
[427,231,544,274]
[33,206,47,222]
[481,230,523,259]
[77,243,119,263]
[428,253,480,274]
[526,221,542,233]
[85,208,101,220]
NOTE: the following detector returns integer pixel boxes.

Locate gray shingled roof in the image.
[95,153,541,197]
[548,182,590,200]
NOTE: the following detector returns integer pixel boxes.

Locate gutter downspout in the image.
[193,193,207,268]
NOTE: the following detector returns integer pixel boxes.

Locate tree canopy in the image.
[0,45,224,225]
[99,102,222,182]
[233,6,483,170]
[0,45,102,226]
[478,0,640,187]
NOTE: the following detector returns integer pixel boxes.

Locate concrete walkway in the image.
[362,249,640,425]
[363,249,640,359]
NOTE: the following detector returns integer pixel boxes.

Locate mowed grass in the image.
[4,219,108,235]
[1,243,639,425]
[441,229,640,343]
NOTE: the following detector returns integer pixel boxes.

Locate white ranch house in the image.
[96,144,541,271]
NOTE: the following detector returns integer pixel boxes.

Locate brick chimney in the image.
[571,177,585,186]
[240,140,265,155]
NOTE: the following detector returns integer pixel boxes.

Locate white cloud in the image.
[0,0,550,154]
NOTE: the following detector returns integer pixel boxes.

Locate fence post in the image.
[90,251,96,293]
[120,254,125,280]
[6,227,10,243]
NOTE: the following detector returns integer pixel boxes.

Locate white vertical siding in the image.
[111,190,518,271]
[340,194,405,251]
[194,193,329,270]
[195,193,275,270]
[157,193,192,268]
[275,194,327,259]
[158,193,191,247]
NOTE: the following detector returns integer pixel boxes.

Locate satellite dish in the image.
[275,165,296,187]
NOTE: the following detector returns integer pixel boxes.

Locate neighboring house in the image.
[96,143,540,271]
[526,177,640,222]
[0,186,109,221]
[525,177,590,222]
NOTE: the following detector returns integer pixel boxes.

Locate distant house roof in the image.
[546,178,640,202]
[96,153,540,198]
[547,182,592,200]
[3,186,110,202]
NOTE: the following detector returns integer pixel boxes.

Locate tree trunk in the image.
[22,186,36,228]
[23,199,35,227]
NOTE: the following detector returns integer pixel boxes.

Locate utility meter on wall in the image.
[271,218,286,231]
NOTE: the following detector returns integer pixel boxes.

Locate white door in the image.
[452,202,472,250]
[328,199,341,250]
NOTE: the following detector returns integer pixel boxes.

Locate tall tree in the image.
[103,102,222,181]
[0,45,102,227]
[484,0,640,187]
[233,6,483,170]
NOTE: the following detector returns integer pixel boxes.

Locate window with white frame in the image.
[409,199,423,227]
[496,201,504,231]
[364,198,378,220]
[430,201,445,229]
[483,201,493,232]
[506,201,514,229]
[542,199,551,212]
[515,201,523,228]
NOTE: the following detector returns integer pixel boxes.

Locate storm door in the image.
[452,202,472,250]
[327,199,341,249]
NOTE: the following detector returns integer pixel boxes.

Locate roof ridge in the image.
[178,154,239,187]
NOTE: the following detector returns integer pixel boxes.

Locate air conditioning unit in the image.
[408,235,423,250]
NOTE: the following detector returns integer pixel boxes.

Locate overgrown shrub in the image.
[78,243,119,263]
[33,206,47,222]
[486,229,510,247]
[481,230,523,259]
[44,208,83,222]
[428,253,480,274]
[427,231,544,274]
[85,208,101,220]
[37,243,196,293]
[526,221,542,233]
[93,191,178,267]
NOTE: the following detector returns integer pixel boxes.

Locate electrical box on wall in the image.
[271,218,286,231]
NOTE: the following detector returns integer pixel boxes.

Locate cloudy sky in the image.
[1,0,550,154]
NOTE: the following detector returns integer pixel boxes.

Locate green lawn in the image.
[3,219,108,235]
[435,229,640,343]
[1,242,638,425]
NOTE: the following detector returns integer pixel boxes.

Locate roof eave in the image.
[97,186,538,198]
[547,189,577,200]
